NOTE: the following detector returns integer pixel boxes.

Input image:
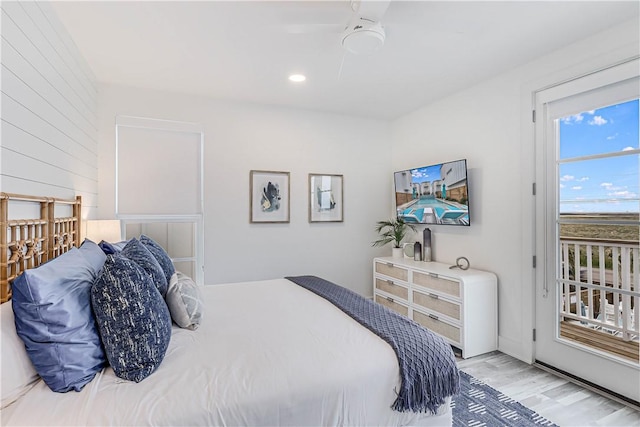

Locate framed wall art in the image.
[250,170,290,223]
[309,174,343,223]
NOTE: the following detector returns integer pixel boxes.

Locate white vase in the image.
[391,247,404,258]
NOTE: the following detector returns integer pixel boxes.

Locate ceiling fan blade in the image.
[279,23,344,35]
[337,50,347,80]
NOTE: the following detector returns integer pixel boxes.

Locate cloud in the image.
[561,114,584,125]
[562,110,598,125]
[601,183,627,193]
[560,175,575,181]
[577,177,589,182]
[622,146,635,151]
[607,133,618,140]
[610,190,636,198]
[589,116,607,126]
[571,186,582,190]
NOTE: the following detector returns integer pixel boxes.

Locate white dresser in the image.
[373,256,497,359]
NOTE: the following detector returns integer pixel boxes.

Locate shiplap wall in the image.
[0,1,98,215]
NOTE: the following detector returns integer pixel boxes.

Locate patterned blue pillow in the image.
[121,238,168,297]
[12,242,107,393]
[140,235,175,287]
[91,255,172,383]
[98,240,129,255]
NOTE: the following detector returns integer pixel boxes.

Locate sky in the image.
[411,164,442,183]
[558,98,639,214]
[408,160,468,184]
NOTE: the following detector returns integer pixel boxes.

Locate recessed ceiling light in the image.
[289,74,306,83]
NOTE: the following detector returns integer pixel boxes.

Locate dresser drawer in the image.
[413,290,460,321]
[375,261,408,282]
[375,294,409,317]
[413,272,460,298]
[413,310,461,344]
[375,278,408,300]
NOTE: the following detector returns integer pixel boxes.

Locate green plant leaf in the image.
[372,218,418,248]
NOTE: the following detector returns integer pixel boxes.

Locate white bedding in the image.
[2,278,451,426]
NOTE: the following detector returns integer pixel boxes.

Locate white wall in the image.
[0,2,98,216]
[97,85,391,296]
[390,19,640,362]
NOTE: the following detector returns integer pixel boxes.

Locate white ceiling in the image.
[50,1,639,120]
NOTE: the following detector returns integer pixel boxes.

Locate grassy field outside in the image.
[559,213,639,243]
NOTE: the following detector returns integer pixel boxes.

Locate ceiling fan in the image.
[280,0,391,56]
[275,0,392,78]
[340,0,391,55]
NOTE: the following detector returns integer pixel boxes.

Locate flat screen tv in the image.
[394,159,470,226]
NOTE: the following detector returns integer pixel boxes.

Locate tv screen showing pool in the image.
[394,159,470,226]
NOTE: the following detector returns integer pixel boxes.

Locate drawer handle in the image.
[429,273,438,278]
[387,280,394,286]
[386,296,394,303]
[429,293,439,300]
[428,314,439,321]
[386,262,394,267]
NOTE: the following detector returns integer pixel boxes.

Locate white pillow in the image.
[1,301,39,409]
[166,272,203,330]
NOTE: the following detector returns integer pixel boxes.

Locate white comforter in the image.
[2,278,451,426]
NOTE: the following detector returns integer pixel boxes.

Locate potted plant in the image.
[372,218,417,258]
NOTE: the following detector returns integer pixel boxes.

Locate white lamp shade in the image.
[85,220,122,243]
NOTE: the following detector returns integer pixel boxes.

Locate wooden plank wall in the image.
[0,1,98,217]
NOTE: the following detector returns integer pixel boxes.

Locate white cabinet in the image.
[373,257,497,359]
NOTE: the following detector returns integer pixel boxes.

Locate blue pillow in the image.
[12,242,107,393]
[91,255,172,382]
[140,235,175,287]
[98,239,129,255]
[81,239,109,265]
[121,238,168,297]
[98,240,118,255]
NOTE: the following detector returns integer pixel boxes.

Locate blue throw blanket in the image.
[286,275,460,414]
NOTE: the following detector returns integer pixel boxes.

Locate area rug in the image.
[452,371,558,427]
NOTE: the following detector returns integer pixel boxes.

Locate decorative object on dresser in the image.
[451,256,470,270]
[249,170,290,223]
[413,241,422,261]
[373,256,498,358]
[308,174,343,222]
[372,218,417,258]
[401,242,414,258]
[423,228,432,262]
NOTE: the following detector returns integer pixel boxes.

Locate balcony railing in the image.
[559,237,639,362]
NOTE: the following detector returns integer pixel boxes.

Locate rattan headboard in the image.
[0,193,82,303]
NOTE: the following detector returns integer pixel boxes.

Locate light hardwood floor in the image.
[457,351,640,427]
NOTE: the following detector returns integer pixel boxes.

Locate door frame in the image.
[517,48,640,364]
[531,58,639,401]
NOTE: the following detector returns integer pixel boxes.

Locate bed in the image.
[0,193,458,426]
